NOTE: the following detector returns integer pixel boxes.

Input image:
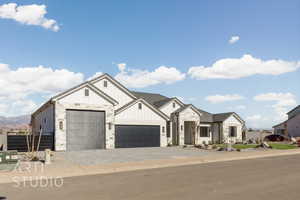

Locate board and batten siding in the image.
[160,100,182,117]
[115,101,167,147]
[287,114,300,137]
[92,78,134,109]
[32,104,54,135]
[222,115,243,143]
[58,86,112,106]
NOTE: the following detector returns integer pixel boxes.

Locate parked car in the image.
[264,134,290,142]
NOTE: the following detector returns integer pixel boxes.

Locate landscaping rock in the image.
[216,147,226,151]
[194,144,203,149]
[290,137,297,144]
[206,145,213,150]
[238,148,256,152]
[262,142,270,148]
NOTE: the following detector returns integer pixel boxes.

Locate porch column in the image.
[169,121,173,145]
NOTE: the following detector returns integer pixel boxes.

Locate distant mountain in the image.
[0,115,30,129]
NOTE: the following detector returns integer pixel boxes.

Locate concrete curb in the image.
[1,149,300,184]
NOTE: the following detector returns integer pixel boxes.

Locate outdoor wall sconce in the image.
[59,121,63,130]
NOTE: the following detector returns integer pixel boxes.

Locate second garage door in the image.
[115,125,160,148]
[66,110,105,151]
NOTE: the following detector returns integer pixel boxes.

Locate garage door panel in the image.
[66,110,105,151]
[115,125,160,148]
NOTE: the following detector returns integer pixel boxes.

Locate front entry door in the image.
[184,121,195,145]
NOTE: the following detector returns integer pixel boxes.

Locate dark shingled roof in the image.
[153,98,173,108]
[213,112,234,122]
[197,109,213,123]
[131,91,244,124]
[131,91,170,108]
[287,105,300,115]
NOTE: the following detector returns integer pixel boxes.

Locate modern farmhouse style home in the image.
[31,73,245,151]
[273,105,300,137]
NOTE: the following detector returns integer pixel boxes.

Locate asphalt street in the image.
[1,154,300,200]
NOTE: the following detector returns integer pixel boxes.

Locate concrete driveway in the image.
[55,146,219,166]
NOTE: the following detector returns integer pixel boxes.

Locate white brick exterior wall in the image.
[199,124,212,144]
[54,102,115,151]
[54,86,115,151]
[222,115,243,143]
[177,107,201,145]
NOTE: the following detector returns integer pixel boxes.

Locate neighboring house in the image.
[287,105,300,137]
[273,121,287,135]
[273,105,300,137]
[31,73,245,151]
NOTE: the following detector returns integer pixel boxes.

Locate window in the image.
[172,102,176,108]
[167,121,171,137]
[200,127,210,137]
[138,103,142,110]
[104,80,108,87]
[44,118,47,124]
[84,88,89,96]
[229,126,237,137]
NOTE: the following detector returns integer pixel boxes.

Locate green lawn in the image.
[269,143,298,150]
[216,144,257,150]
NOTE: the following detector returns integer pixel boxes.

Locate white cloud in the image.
[228,105,246,110]
[87,72,103,80]
[246,114,270,129]
[254,92,297,121]
[117,63,126,72]
[0,3,59,31]
[235,105,246,110]
[176,97,196,103]
[247,114,262,121]
[188,54,300,80]
[0,103,9,116]
[11,100,38,115]
[229,36,240,44]
[0,63,84,116]
[114,64,186,88]
[205,94,244,104]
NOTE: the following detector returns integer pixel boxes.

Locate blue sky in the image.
[0,0,299,128]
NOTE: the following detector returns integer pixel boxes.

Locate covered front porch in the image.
[168,104,212,146]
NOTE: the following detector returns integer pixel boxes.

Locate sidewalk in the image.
[1,149,300,184]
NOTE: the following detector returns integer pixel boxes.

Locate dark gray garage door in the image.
[115,125,160,148]
[66,110,105,151]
